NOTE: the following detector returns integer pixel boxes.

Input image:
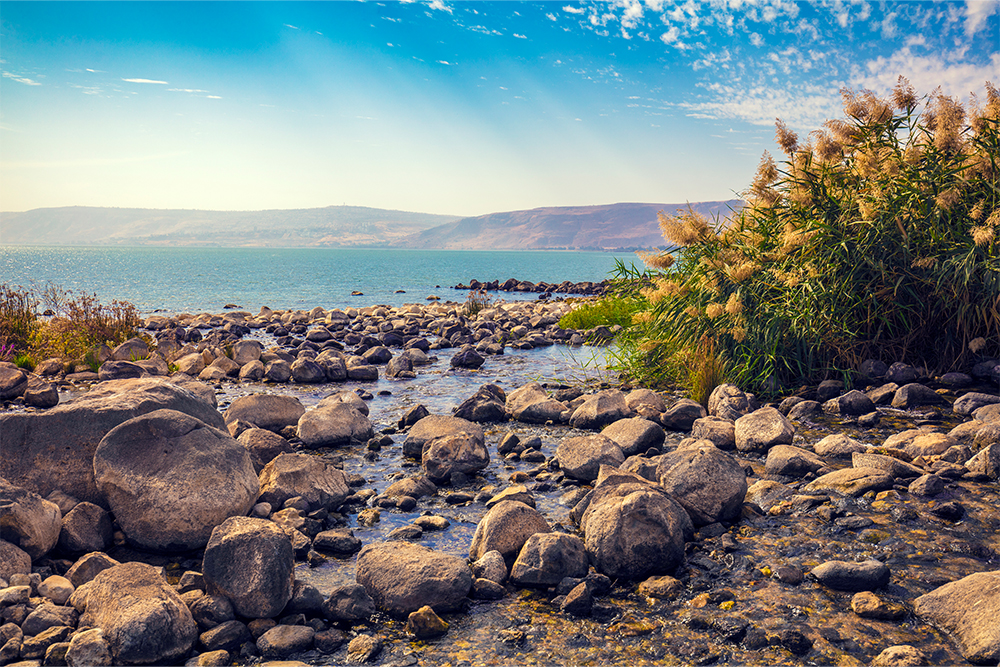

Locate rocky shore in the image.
[452,278,609,296]
[1,298,999,667]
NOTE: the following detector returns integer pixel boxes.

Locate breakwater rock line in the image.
[0,308,999,665]
[453,278,609,296]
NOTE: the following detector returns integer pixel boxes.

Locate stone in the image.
[0,478,61,559]
[385,354,414,379]
[297,403,373,449]
[284,580,324,616]
[891,383,946,409]
[263,360,292,382]
[734,407,794,453]
[189,594,234,630]
[79,562,197,665]
[23,380,59,409]
[256,624,315,658]
[690,416,736,449]
[810,559,890,591]
[453,384,507,423]
[556,434,625,482]
[707,384,750,421]
[637,575,684,599]
[851,591,905,620]
[744,479,793,513]
[804,467,894,497]
[569,389,631,430]
[231,340,262,366]
[356,541,472,617]
[93,409,258,551]
[257,452,350,512]
[870,645,926,667]
[199,619,251,652]
[625,388,666,415]
[290,358,325,384]
[382,475,437,500]
[0,378,225,507]
[65,628,111,667]
[0,540,30,581]
[422,432,490,483]
[470,550,507,585]
[0,366,28,400]
[851,452,923,479]
[764,445,826,478]
[202,517,294,619]
[908,474,945,496]
[406,605,449,639]
[222,393,304,432]
[657,443,746,526]
[238,360,265,381]
[321,584,375,623]
[237,428,294,473]
[813,434,867,457]
[468,500,551,565]
[402,414,485,459]
[885,362,920,384]
[505,382,569,424]
[786,400,821,420]
[914,570,1000,664]
[601,418,665,456]
[21,626,72,660]
[346,634,382,663]
[659,399,707,431]
[560,582,593,616]
[64,552,119,588]
[450,345,485,369]
[57,501,113,554]
[824,389,876,416]
[816,379,844,401]
[37,576,73,606]
[21,603,78,635]
[509,533,588,587]
[953,392,1000,415]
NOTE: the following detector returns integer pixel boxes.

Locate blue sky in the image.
[1,1,997,216]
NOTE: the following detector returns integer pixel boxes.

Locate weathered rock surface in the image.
[505,382,568,424]
[811,560,891,591]
[656,443,747,525]
[659,399,707,431]
[556,434,625,482]
[601,417,665,456]
[257,452,350,511]
[422,432,490,483]
[356,541,472,616]
[57,501,113,554]
[297,402,374,449]
[914,570,1000,664]
[469,500,551,565]
[0,478,62,560]
[402,414,485,459]
[237,427,294,473]
[764,445,826,478]
[509,532,588,587]
[734,407,794,453]
[708,383,750,421]
[222,393,305,432]
[804,467,894,496]
[569,389,631,430]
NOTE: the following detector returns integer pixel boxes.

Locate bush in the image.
[620,78,1000,397]
[463,289,492,318]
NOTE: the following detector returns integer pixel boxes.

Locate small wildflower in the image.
[969,337,987,353]
[971,225,995,247]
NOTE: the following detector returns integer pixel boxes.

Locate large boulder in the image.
[734,407,794,453]
[257,453,350,512]
[659,399,707,432]
[690,416,736,449]
[569,390,632,430]
[453,385,507,423]
[656,442,747,526]
[765,445,827,478]
[0,478,62,560]
[79,562,197,665]
[469,500,551,565]
[222,393,305,432]
[402,415,484,459]
[93,409,259,551]
[0,365,28,400]
[356,541,472,617]
[804,467,894,496]
[0,539,31,580]
[891,383,947,409]
[707,383,750,421]
[57,501,113,555]
[237,428,294,473]
[556,434,625,482]
[0,378,224,506]
[202,517,294,618]
[954,392,1000,416]
[505,382,569,424]
[422,432,490,483]
[601,418,665,456]
[297,403,374,449]
[509,533,588,587]
[582,472,691,579]
[914,570,1000,664]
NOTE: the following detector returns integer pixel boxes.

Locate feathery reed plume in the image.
[892,76,917,113]
[931,93,966,153]
[775,119,799,156]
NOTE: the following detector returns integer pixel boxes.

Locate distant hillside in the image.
[393,201,744,250]
[0,205,462,247]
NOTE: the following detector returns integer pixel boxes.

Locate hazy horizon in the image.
[1,1,997,216]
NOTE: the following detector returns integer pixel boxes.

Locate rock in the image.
[321,584,375,623]
[263,360,292,382]
[79,562,197,665]
[885,362,920,384]
[0,366,28,400]
[813,434,867,457]
[231,340,262,366]
[625,388,666,415]
[810,559,890,591]
[0,378,225,507]
[690,416,736,449]
[111,338,149,362]
[851,452,923,479]
[406,605,449,639]
[0,478,62,559]
[422,432,490,483]
[851,591,906,620]
[23,380,59,409]
[222,393,304,432]
[707,384,750,421]
[199,619,251,652]
[560,581,593,616]
[257,625,315,659]
[258,452,349,511]
[870,645,927,667]
[601,418,665,456]
[744,479,793,513]
[764,445,826,478]
[237,428,294,473]
[290,358,325,384]
[453,384,507,423]
[657,443,746,525]
[505,382,569,424]
[823,389,876,415]
[509,533,588,587]
[382,475,437,500]
[859,359,888,380]
[238,359,265,381]
[485,485,535,509]
[556,434,625,482]
[313,529,362,555]
[450,345,485,369]
[22,626,73,660]
[346,634,382,663]
[786,400,821,420]
[385,355,414,379]
[471,577,506,600]
[284,580,324,616]
[966,443,1000,480]
[314,628,346,654]
[65,552,120,588]
[469,500,551,565]
[914,570,1000,664]
[0,540,31,581]
[582,477,690,579]
[174,352,207,376]
[816,379,844,401]
[891,383,946,409]
[804,467,894,496]
[202,517,294,618]
[637,575,684,599]
[908,474,945,496]
[402,414,485,459]
[734,407,794,453]
[569,389,631,430]
[57,501,112,554]
[954,392,1000,415]
[21,603,78,635]
[93,409,258,551]
[297,403,373,449]
[974,403,1000,423]
[65,628,111,667]
[37,576,74,606]
[659,399,707,431]
[189,594,234,630]
[356,541,472,617]
[470,551,507,585]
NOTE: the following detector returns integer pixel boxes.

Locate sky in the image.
[1,1,998,217]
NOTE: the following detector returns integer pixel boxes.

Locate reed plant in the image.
[618,79,999,397]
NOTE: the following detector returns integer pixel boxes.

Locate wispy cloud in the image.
[2,71,41,86]
[168,88,209,93]
[563,5,585,14]
[856,48,1000,100]
[513,33,527,39]
[437,60,453,65]
[284,24,300,30]
[965,0,999,35]
[122,78,168,84]
[428,0,452,14]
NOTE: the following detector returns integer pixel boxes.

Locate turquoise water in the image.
[0,246,635,315]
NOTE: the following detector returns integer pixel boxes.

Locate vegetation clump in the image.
[614,78,999,398]
[0,283,142,369]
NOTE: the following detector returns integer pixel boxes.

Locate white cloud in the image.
[206,95,222,99]
[122,78,168,84]
[428,0,453,14]
[563,5,585,14]
[749,32,763,46]
[966,0,999,35]
[619,0,644,29]
[437,60,453,65]
[513,33,527,38]
[546,12,558,21]
[856,48,1000,101]
[284,24,300,30]
[669,79,844,130]
[2,72,41,86]
[168,88,209,93]
[660,26,680,43]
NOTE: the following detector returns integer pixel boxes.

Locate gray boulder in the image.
[891,383,946,409]
[263,360,292,382]
[954,392,1000,416]
[823,389,876,416]
[65,552,120,588]
[811,559,890,591]
[656,442,747,525]
[57,502,112,555]
[450,345,485,369]
[237,428,294,473]
[453,385,507,423]
[232,340,262,366]
[659,399,707,432]
[98,360,145,381]
[238,360,265,381]
[601,417,665,456]
[813,434,867,457]
[734,407,794,453]
[509,533,588,587]
[707,383,750,421]
[469,500,551,565]
[23,378,59,409]
[223,393,304,432]
[202,517,294,618]
[804,467,894,496]
[0,478,62,560]
[690,416,736,449]
[0,365,28,400]
[422,432,490,483]
[79,562,197,665]
[322,584,376,623]
[764,445,826,478]
[257,625,315,659]
[290,358,325,384]
[569,389,631,430]
[505,382,568,424]
[556,434,625,482]
[0,378,224,507]
[93,409,259,551]
[297,403,373,449]
[0,540,31,580]
[914,570,1000,664]
[257,452,350,511]
[356,541,472,617]
[625,388,666,417]
[402,414,484,459]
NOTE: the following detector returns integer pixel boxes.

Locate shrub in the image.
[620,79,1000,396]
[463,289,492,318]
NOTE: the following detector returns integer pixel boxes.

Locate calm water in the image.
[0,246,634,315]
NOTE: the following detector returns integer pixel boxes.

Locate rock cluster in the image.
[453,278,609,295]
